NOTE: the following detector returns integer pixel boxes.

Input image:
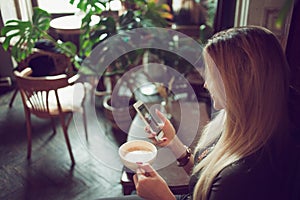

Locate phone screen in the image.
[137,103,162,133]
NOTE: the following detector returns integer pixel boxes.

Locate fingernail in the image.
[162,137,167,142]
[136,162,143,165]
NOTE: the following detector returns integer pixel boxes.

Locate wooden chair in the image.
[14,67,87,165]
[9,49,74,107]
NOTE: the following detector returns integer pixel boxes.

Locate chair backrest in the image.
[14,68,70,117]
[17,49,71,77]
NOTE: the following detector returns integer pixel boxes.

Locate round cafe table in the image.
[50,15,100,48]
[50,15,82,32]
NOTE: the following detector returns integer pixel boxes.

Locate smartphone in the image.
[133,100,164,141]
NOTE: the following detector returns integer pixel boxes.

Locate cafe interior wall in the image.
[0,0,33,80]
[0,10,14,79]
[237,0,294,49]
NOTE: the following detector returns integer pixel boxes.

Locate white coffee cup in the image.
[119,140,157,171]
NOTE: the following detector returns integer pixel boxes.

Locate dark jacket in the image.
[179,138,299,200]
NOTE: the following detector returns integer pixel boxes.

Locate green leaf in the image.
[32,7,51,25]
[1,26,21,36]
[1,7,53,62]
[275,0,293,29]
[72,0,105,13]
[60,41,77,57]
[1,35,18,50]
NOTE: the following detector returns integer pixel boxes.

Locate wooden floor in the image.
[0,87,128,199]
[2,85,299,200]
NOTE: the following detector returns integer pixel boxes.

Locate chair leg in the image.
[50,117,56,134]
[60,115,75,165]
[25,111,32,159]
[9,88,19,108]
[82,107,88,141]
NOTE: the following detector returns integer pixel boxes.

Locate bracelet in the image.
[177,146,192,167]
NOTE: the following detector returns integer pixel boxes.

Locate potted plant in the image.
[67,0,174,133]
[1,7,79,75]
[68,0,172,71]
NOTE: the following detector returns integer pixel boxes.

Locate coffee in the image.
[126,146,152,152]
[124,146,154,163]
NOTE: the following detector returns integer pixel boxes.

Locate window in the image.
[36,0,79,14]
[35,0,122,14]
[0,0,32,23]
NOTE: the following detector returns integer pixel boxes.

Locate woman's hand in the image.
[133,163,176,200]
[146,109,176,147]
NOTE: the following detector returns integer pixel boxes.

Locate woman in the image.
[103,26,296,200]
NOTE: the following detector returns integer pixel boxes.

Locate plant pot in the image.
[103,95,136,133]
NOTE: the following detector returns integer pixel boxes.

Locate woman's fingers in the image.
[145,126,158,142]
[134,164,156,185]
[146,131,168,145]
[145,126,157,137]
[155,109,173,130]
[133,173,138,185]
[155,109,167,123]
[135,168,146,180]
[144,126,151,133]
[137,163,157,177]
[145,110,175,147]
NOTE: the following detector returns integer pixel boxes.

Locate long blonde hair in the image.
[193,26,290,199]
